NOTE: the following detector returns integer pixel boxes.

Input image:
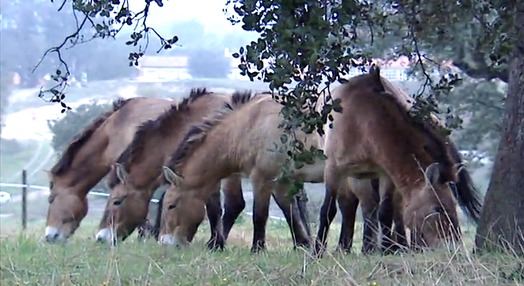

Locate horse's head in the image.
[95,164,152,244]
[158,166,207,247]
[403,163,462,249]
[45,173,88,243]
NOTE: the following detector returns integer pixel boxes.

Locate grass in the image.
[1,217,523,285]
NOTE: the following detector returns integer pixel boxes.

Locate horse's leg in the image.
[377,177,398,254]
[272,183,311,249]
[204,183,225,250]
[353,179,380,254]
[314,164,342,257]
[392,190,408,251]
[221,174,245,240]
[336,180,359,253]
[250,172,274,253]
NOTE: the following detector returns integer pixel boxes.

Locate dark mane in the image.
[165,90,257,178]
[107,88,213,188]
[377,91,457,183]
[377,90,483,222]
[50,97,134,176]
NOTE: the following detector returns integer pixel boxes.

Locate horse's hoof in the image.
[312,242,326,259]
[250,243,265,254]
[294,240,312,250]
[205,238,225,251]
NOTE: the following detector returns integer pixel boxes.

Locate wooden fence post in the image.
[22,169,27,230]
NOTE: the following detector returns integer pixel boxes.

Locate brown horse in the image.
[159,91,322,252]
[45,97,175,243]
[334,76,483,254]
[96,89,310,249]
[314,67,464,256]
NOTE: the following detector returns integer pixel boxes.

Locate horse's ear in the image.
[369,64,381,76]
[369,64,384,91]
[114,163,129,184]
[162,166,182,186]
[425,162,441,186]
[454,163,465,177]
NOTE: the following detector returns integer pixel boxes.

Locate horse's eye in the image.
[113,197,125,206]
[168,204,176,210]
[434,206,445,214]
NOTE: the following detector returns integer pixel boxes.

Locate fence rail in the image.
[0,172,285,229]
[0,182,159,203]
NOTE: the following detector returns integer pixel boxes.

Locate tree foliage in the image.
[441,79,505,159]
[47,101,112,155]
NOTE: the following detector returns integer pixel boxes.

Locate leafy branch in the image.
[225,0,465,195]
[36,0,179,111]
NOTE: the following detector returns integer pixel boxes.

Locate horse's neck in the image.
[382,154,430,200]
[66,137,111,194]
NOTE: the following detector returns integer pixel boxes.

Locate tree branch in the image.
[452,44,509,83]
[32,13,89,75]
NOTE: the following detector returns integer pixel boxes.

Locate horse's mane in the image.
[50,97,134,176]
[165,90,258,177]
[379,77,483,222]
[376,91,457,183]
[107,88,212,188]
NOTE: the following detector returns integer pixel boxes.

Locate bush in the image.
[47,101,112,155]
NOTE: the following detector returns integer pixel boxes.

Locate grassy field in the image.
[1,217,523,286]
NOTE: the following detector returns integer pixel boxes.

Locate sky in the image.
[128,0,246,35]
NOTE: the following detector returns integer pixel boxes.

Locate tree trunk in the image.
[475,2,524,255]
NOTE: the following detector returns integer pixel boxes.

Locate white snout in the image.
[160,234,176,245]
[95,228,117,243]
[45,226,67,243]
[159,234,187,247]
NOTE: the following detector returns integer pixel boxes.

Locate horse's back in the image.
[102,97,176,164]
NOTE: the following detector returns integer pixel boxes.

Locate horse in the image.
[158,91,322,252]
[96,89,311,249]
[45,96,176,243]
[313,67,466,256]
[333,75,482,255]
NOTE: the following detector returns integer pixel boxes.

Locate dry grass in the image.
[1,218,523,286]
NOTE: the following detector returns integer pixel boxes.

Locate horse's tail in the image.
[447,139,484,224]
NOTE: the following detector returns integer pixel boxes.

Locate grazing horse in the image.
[45,97,175,242]
[159,91,322,252]
[334,77,483,254]
[96,89,310,249]
[314,67,464,256]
